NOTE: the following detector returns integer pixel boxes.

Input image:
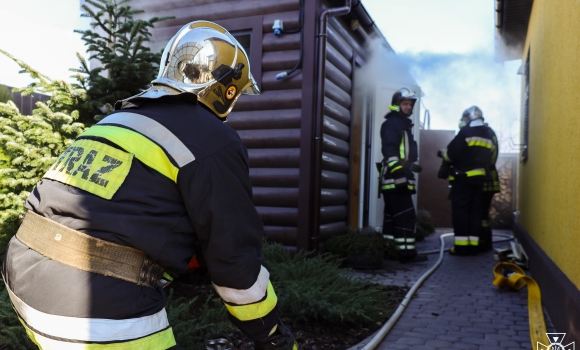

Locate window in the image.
[232,32,251,60]
[216,16,263,89]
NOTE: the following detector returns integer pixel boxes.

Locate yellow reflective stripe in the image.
[449,175,455,181]
[99,112,195,167]
[407,185,415,190]
[387,160,399,167]
[21,320,176,349]
[454,236,469,246]
[466,137,493,149]
[224,281,278,321]
[381,184,396,190]
[466,169,486,177]
[399,133,406,159]
[390,165,403,173]
[82,125,179,183]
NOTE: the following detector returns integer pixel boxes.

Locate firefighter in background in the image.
[437,106,494,256]
[380,88,427,263]
[2,21,299,350]
[480,123,500,252]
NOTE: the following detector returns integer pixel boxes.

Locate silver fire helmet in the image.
[116,21,259,119]
[462,106,484,122]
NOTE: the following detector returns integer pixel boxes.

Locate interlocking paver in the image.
[346,229,557,350]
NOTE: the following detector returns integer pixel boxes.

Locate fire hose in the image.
[358,231,546,350]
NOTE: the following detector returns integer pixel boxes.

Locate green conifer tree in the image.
[0,85,13,103]
[73,0,173,123]
[0,0,172,257]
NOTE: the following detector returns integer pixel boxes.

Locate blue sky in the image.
[0,0,522,151]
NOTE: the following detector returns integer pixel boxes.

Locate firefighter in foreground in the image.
[1,21,299,349]
[380,88,427,263]
[438,106,494,256]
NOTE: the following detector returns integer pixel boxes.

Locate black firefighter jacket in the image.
[2,99,279,347]
[380,111,418,194]
[443,121,494,181]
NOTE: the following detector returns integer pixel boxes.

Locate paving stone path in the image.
[349,229,555,350]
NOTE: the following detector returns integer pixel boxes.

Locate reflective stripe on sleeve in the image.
[223,281,278,321]
[213,265,270,305]
[6,285,171,342]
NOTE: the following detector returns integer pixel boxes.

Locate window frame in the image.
[215,16,263,90]
[522,49,530,163]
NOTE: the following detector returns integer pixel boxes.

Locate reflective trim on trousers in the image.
[223,281,278,322]
[454,236,469,246]
[6,285,172,343]
[383,235,395,240]
[396,245,416,250]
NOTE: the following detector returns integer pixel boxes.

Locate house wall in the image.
[518,0,580,290]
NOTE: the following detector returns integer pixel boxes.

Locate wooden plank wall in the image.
[132,0,306,247]
[317,16,362,238]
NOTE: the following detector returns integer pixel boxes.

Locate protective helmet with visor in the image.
[115,21,259,119]
[389,87,418,114]
[459,106,484,128]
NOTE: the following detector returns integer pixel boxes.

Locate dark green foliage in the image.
[0,284,36,349]
[72,0,174,123]
[0,0,172,257]
[0,72,86,257]
[166,289,233,350]
[0,86,13,104]
[324,226,386,261]
[263,241,394,326]
[416,209,436,241]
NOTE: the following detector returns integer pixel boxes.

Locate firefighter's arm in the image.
[380,121,405,175]
[179,142,296,345]
[444,130,467,163]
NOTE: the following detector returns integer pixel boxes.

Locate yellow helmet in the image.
[117,21,259,118]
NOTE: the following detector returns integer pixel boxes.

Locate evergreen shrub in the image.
[324,226,386,262]
[416,209,436,241]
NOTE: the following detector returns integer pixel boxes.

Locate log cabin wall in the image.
[128,0,376,251]
[131,0,314,250]
[317,15,357,240]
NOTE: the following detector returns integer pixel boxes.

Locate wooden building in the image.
[129,0,422,251]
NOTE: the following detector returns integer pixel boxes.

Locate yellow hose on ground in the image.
[492,262,547,349]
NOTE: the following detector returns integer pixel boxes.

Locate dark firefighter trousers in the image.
[480,191,495,252]
[449,177,484,256]
[382,191,417,259]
